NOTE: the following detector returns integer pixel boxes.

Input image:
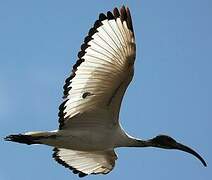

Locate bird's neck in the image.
[123,137,151,147]
[115,126,151,148]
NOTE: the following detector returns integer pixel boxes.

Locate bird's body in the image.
[36,123,130,151]
[5,6,206,177]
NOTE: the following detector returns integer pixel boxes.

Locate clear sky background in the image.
[0,0,211,180]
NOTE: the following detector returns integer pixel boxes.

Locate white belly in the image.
[42,125,126,151]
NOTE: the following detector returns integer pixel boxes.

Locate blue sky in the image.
[0,0,211,179]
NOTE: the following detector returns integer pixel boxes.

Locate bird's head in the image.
[148,134,207,167]
[150,135,177,149]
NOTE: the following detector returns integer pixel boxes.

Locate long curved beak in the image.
[175,142,207,167]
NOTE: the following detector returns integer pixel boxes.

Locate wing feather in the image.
[58,6,136,129]
[53,148,117,177]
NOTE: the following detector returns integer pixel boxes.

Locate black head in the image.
[151,135,177,149]
[149,134,207,167]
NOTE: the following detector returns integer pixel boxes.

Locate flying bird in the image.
[5,6,207,177]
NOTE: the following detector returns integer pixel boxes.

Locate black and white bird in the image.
[5,6,206,177]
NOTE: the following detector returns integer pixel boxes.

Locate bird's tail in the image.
[4,131,55,145]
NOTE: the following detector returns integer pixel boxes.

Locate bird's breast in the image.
[56,126,120,151]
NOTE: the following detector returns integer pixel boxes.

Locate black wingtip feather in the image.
[120,5,127,22]
[125,6,134,33]
[84,36,93,44]
[81,43,90,51]
[78,51,86,59]
[79,172,87,178]
[113,7,120,18]
[94,19,102,29]
[99,13,107,21]
[107,11,115,20]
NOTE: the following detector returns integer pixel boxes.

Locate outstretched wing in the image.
[58,6,136,129]
[53,148,117,177]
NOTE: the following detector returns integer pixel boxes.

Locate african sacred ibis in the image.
[5,6,207,177]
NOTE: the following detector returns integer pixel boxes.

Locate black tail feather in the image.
[4,134,38,145]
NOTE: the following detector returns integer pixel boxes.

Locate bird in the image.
[5,5,207,177]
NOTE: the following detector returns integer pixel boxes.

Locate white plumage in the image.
[5,5,207,178]
[52,7,136,176]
